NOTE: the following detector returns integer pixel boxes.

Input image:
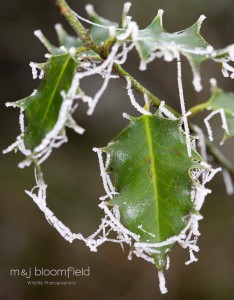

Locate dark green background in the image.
[0,0,234,299]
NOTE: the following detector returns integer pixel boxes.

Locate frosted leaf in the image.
[5,38,135,167]
[20,135,217,295]
[34,83,80,153]
[93,115,221,293]
[4,4,231,295]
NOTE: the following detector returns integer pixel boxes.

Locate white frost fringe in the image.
[68,4,234,88]
[158,271,168,294]
[177,54,192,157]
[91,147,221,293]
[4,33,136,167]
[4,79,84,168]
[204,108,229,144]
[26,164,140,253]
[158,101,177,120]
[16,140,219,294]
[126,78,152,116]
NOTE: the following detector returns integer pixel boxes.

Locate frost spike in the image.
[158,271,168,294]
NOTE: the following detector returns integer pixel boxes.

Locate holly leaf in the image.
[70,7,233,92]
[134,11,233,91]
[55,24,83,49]
[40,11,116,57]
[14,53,78,150]
[54,5,117,52]
[86,5,117,45]
[136,12,208,62]
[205,85,234,141]
[103,115,202,269]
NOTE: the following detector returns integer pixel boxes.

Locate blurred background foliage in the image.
[0,0,234,299]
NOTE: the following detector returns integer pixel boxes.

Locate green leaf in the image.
[34,30,64,55]
[55,24,83,49]
[72,7,233,92]
[132,11,233,91]
[54,25,97,59]
[205,86,234,141]
[86,6,117,45]
[103,115,202,269]
[136,13,209,64]
[39,15,115,58]
[15,53,78,150]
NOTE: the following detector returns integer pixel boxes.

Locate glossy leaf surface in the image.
[103,115,201,268]
[16,53,78,150]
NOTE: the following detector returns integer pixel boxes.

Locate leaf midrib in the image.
[41,55,71,123]
[143,116,160,241]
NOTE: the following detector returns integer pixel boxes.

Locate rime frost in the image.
[3,3,233,295]
[204,108,229,144]
[158,101,177,120]
[4,28,138,167]
[177,55,192,157]
[158,271,168,294]
[126,78,152,116]
[91,133,221,293]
